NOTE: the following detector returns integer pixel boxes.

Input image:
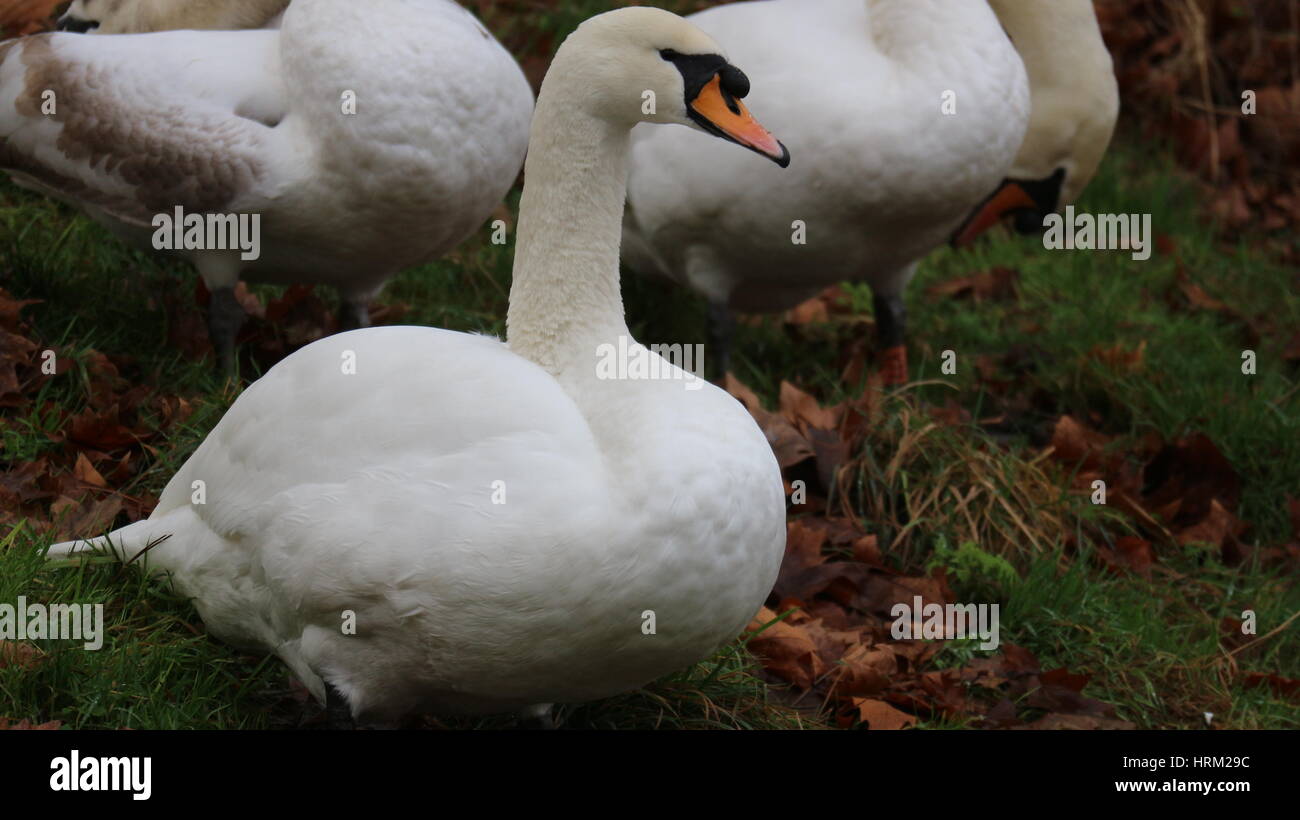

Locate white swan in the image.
[953,0,1119,243]
[48,5,790,725]
[57,0,290,33]
[2,0,532,370]
[623,0,1116,384]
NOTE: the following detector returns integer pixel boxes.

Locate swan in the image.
[56,0,290,33]
[1,0,533,371]
[622,0,1116,384]
[46,5,791,726]
[952,0,1119,244]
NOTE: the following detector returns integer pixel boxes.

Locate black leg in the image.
[207,286,245,376]
[325,682,355,731]
[706,300,735,383]
[338,297,371,332]
[872,291,906,350]
[873,291,909,387]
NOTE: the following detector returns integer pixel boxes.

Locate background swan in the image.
[953,0,1120,243]
[623,0,1116,384]
[1,0,532,370]
[57,0,290,33]
[48,5,790,726]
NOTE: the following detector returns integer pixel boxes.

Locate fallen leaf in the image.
[850,698,917,730]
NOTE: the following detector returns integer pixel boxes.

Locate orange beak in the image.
[951,181,1038,248]
[690,75,790,167]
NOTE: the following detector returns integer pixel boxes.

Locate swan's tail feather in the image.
[44,520,164,568]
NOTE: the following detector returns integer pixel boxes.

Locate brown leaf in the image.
[0,641,44,670]
[1049,415,1116,472]
[53,495,124,541]
[0,717,63,730]
[1099,535,1155,576]
[831,644,897,697]
[779,381,840,433]
[1018,714,1135,730]
[67,407,142,451]
[745,608,825,690]
[1243,672,1300,701]
[925,267,1019,303]
[1145,433,1241,521]
[850,698,917,730]
[73,453,108,489]
[1087,341,1147,374]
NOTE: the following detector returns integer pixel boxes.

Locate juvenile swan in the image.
[49,6,791,726]
[2,0,533,370]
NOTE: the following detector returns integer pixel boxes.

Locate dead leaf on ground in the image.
[848,698,917,730]
[925,267,1020,303]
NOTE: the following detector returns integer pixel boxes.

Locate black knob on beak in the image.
[56,16,101,33]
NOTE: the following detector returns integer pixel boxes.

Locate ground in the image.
[0,0,1296,730]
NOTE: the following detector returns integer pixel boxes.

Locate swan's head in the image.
[952,97,1119,245]
[953,0,1120,246]
[552,7,790,167]
[55,0,113,32]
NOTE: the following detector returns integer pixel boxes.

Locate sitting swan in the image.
[57,0,290,33]
[1,0,532,371]
[622,0,1116,384]
[48,5,790,725]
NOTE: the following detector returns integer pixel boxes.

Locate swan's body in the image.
[623,0,1115,382]
[49,6,788,724]
[58,0,290,33]
[2,0,533,367]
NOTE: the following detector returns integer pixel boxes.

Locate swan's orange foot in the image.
[879,345,909,387]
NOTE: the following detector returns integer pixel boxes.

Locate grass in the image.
[2,2,1297,730]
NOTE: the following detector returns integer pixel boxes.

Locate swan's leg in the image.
[517,702,556,730]
[706,301,735,383]
[873,290,908,387]
[337,295,371,332]
[682,246,735,383]
[325,682,356,731]
[207,286,245,376]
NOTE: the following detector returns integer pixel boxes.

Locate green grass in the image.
[2,1,1297,729]
[5,136,1294,729]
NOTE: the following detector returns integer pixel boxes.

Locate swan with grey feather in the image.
[2,0,533,370]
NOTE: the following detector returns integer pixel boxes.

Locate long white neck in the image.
[986,0,1118,202]
[987,0,1113,93]
[506,55,631,377]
